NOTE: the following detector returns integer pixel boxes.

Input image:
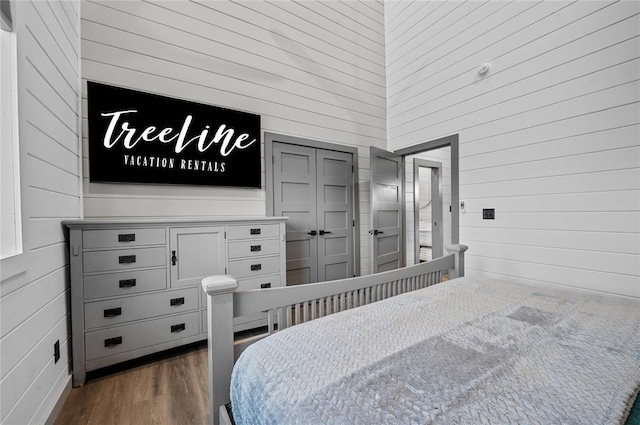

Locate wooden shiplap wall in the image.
[80,0,386,275]
[385,0,640,297]
[0,0,81,423]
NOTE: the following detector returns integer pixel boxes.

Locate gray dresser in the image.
[64,217,287,387]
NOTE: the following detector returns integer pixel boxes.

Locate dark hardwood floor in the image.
[54,342,210,425]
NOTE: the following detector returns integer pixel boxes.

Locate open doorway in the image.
[370,134,459,272]
[412,158,443,264]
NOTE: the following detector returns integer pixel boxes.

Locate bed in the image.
[202,245,640,425]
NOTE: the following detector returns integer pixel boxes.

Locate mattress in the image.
[231,277,640,424]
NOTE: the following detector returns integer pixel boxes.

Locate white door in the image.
[370,147,404,273]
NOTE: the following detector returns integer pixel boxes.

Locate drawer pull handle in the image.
[171,323,186,333]
[119,255,136,264]
[250,228,261,235]
[104,307,122,318]
[250,264,262,271]
[104,337,122,347]
[119,279,136,288]
[118,234,136,242]
[260,283,271,289]
[170,297,185,306]
[250,245,262,252]
[171,251,177,266]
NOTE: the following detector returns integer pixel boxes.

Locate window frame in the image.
[1,21,23,261]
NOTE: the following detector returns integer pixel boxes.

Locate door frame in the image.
[413,158,443,263]
[394,134,460,250]
[264,132,361,277]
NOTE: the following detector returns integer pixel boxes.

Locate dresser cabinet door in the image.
[169,227,225,288]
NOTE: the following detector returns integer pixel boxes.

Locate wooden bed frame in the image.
[202,244,468,425]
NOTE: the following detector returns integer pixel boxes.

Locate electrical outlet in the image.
[54,340,60,363]
[483,208,495,220]
[460,201,466,213]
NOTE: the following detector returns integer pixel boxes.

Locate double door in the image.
[273,143,355,285]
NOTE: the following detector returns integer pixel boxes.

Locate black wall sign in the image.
[87,82,261,188]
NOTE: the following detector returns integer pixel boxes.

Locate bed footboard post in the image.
[445,244,469,279]
[202,275,239,425]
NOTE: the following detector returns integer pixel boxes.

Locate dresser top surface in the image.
[63,216,288,229]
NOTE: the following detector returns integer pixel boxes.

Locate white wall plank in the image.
[462,227,640,256]
[24,125,79,177]
[81,0,385,275]
[387,1,640,297]
[0,1,81,423]
[462,211,639,234]
[466,256,639,298]
[0,289,69,380]
[1,317,69,419]
[2,335,71,425]
[26,156,79,197]
[460,168,640,199]
[391,41,640,137]
[0,267,68,340]
[32,0,78,60]
[80,41,385,138]
[388,1,487,66]
[82,1,386,97]
[466,267,640,299]
[27,219,68,250]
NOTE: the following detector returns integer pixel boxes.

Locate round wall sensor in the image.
[477,63,491,76]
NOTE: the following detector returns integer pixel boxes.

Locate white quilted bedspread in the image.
[230,277,640,424]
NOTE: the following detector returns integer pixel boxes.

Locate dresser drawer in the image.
[83,247,166,273]
[228,255,280,279]
[84,287,199,330]
[238,274,283,291]
[85,311,200,361]
[227,224,280,240]
[83,228,165,249]
[228,239,280,259]
[84,269,167,300]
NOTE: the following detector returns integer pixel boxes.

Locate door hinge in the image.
[225,267,227,274]
[272,156,275,164]
[353,220,355,227]
[224,231,227,238]
[352,165,354,173]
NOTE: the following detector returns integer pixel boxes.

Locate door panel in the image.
[273,143,318,285]
[169,227,225,288]
[370,147,403,273]
[316,149,354,282]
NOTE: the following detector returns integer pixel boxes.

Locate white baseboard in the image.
[44,376,71,425]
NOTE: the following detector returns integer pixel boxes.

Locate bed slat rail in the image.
[203,244,468,425]
[272,269,445,331]
[233,253,455,323]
